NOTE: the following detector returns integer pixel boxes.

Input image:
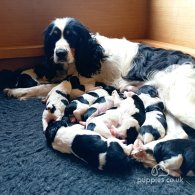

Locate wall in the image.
[1,0,195,70]
[148,0,195,48]
[0,0,148,70]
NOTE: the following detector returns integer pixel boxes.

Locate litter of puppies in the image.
[42,82,195,176]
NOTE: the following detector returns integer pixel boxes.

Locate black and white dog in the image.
[4,17,195,132]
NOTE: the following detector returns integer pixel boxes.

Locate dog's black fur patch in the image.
[131,95,146,126]
[0,70,38,90]
[145,102,165,113]
[45,120,68,144]
[93,96,106,104]
[124,44,195,81]
[182,124,195,139]
[61,99,69,106]
[137,85,159,97]
[86,123,96,131]
[65,75,85,91]
[140,125,161,140]
[56,90,70,100]
[104,142,131,172]
[71,134,107,168]
[87,91,99,98]
[156,113,167,130]
[153,139,195,175]
[83,107,97,121]
[64,101,77,116]
[126,127,138,144]
[75,96,88,104]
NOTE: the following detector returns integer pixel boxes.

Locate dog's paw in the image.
[3,88,27,100]
[3,88,13,97]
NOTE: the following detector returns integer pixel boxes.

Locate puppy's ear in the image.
[71,20,107,77]
[157,102,165,111]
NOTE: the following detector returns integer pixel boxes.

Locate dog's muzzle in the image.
[56,49,68,62]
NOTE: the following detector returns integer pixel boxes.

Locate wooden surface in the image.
[148,0,195,48]
[134,39,195,57]
[0,0,147,60]
[0,57,44,71]
[1,0,195,70]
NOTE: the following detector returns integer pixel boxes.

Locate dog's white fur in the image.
[147,63,195,129]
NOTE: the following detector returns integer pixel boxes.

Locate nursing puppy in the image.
[83,89,123,121]
[44,119,133,172]
[42,80,71,131]
[85,91,146,144]
[136,85,167,144]
[131,138,195,177]
[65,86,116,121]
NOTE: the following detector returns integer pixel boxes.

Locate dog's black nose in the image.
[56,49,68,60]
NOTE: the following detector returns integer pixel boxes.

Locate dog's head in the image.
[44,17,107,78]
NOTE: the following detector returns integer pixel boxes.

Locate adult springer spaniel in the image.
[4,17,195,131]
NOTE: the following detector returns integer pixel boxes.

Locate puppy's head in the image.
[44,120,69,145]
[136,85,162,108]
[131,139,157,167]
[136,85,158,98]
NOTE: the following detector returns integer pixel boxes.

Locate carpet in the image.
[0,92,195,195]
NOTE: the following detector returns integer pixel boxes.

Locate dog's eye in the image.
[53,30,58,35]
[51,28,61,39]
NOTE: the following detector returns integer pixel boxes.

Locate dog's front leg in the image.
[4,84,57,100]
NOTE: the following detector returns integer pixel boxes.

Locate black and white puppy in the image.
[44,120,133,172]
[131,138,195,177]
[83,89,123,122]
[85,91,145,144]
[65,86,115,121]
[42,80,71,131]
[136,85,167,144]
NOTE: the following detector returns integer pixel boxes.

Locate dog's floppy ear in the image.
[69,19,107,77]
[43,22,61,80]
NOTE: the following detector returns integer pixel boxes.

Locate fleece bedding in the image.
[0,92,195,195]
